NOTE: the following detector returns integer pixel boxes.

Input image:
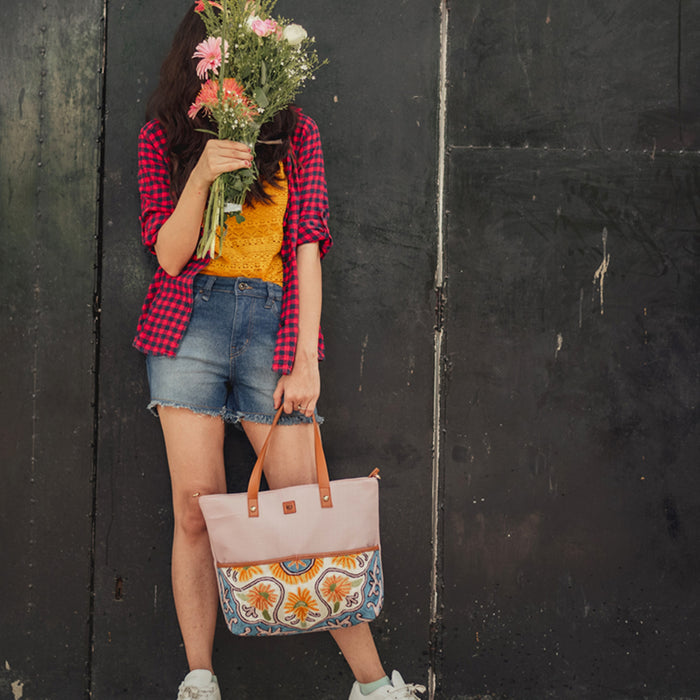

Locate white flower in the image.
[283,23,307,46]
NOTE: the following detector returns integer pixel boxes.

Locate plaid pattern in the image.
[133,111,331,373]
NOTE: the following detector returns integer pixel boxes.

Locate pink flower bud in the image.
[250,17,278,37]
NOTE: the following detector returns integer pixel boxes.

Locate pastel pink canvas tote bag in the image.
[198,406,383,635]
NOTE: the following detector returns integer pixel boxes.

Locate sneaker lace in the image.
[389,682,427,699]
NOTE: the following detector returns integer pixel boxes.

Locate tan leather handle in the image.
[246,405,332,518]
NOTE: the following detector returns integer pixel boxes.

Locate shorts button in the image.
[238,282,247,291]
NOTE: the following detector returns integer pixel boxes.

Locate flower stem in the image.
[197,177,222,259]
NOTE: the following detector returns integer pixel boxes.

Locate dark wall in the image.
[1,1,699,699]
[0,0,103,698]
[439,2,700,698]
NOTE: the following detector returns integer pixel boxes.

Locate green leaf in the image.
[194,127,219,137]
[235,213,245,224]
[254,87,270,109]
[262,610,271,621]
[333,602,340,613]
[261,60,267,86]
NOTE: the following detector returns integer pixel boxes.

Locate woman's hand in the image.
[273,355,320,418]
[191,139,252,189]
[154,139,252,276]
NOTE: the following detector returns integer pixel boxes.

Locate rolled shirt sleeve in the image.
[137,121,174,253]
[294,116,332,258]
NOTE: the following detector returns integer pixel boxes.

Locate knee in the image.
[173,490,214,539]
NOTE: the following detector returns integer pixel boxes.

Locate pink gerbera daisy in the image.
[192,36,228,80]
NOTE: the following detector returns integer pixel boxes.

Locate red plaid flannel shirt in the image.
[133,110,332,374]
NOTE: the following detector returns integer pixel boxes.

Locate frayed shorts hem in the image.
[147,400,323,426]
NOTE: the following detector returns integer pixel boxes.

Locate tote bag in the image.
[199,407,383,636]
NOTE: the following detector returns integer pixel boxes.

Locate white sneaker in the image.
[348,670,426,699]
[177,670,221,700]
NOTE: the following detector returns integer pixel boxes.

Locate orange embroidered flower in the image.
[246,583,278,611]
[320,575,352,603]
[332,553,361,570]
[234,565,263,582]
[270,558,323,584]
[284,587,318,622]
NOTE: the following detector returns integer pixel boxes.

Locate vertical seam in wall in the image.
[677,0,683,145]
[86,0,108,697]
[429,1,449,698]
[27,0,50,666]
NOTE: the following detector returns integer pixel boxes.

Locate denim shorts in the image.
[146,275,318,426]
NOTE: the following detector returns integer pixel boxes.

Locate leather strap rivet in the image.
[322,495,329,502]
[250,505,257,512]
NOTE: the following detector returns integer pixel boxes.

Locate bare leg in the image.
[242,421,386,684]
[159,406,226,672]
[330,624,386,683]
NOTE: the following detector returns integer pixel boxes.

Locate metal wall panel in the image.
[439,1,700,697]
[448,1,688,151]
[441,148,700,698]
[0,1,104,698]
[93,1,439,697]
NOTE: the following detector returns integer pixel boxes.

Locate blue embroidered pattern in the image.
[216,549,384,636]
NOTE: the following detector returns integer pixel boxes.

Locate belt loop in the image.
[264,284,274,309]
[201,275,216,302]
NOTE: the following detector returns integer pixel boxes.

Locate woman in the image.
[135,7,424,700]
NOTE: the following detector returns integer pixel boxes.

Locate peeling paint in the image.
[430,5,450,700]
[11,680,24,700]
[578,287,584,328]
[593,227,611,315]
[554,333,563,359]
[358,333,368,392]
[482,432,491,455]
[407,354,416,386]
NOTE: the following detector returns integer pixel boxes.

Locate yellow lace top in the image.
[202,168,288,286]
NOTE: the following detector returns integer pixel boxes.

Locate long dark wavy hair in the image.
[146,7,298,205]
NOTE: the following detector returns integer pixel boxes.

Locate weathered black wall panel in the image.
[440,147,700,698]
[0,1,103,698]
[680,3,700,148]
[439,2,700,696]
[94,1,438,697]
[448,1,693,151]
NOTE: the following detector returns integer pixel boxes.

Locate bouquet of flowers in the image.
[190,0,325,259]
